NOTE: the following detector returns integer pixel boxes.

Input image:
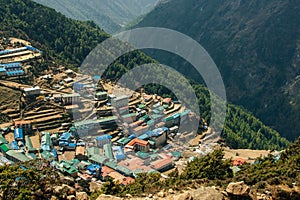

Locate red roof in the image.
[144,95,153,101]
[155,122,166,128]
[102,166,115,174]
[129,120,143,128]
[151,158,173,170]
[119,106,129,111]
[163,98,172,104]
[126,138,149,147]
[233,158,246,166]
[14,120,31,126]
[133,126,148,132]
[122,177,135,186]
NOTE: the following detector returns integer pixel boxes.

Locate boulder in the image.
[226,181,250,196]
[168,189,175,194]
[50,196,59,200]
[76,192,90,200]
[67,195,76,200]
[172,191,192,200]
[157,191,165,197]
[62,184,76,195]
[190,187,223,200]
[54,186,63,194]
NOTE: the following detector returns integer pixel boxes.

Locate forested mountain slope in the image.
[0,0,289,150]
[134,0,300,140]
[33,0,159,33]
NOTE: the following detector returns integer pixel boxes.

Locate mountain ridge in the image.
[33,0,159,33]
[134,0,300,140]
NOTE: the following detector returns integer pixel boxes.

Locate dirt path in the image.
[223,148,273,163]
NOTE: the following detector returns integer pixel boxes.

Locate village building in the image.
[125,138,150,152]
[95,134,112,147]
[23,87,41,96]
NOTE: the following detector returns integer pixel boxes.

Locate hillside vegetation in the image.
[95,137,300,199]
[0,0,290,150]
[134,0,300,140]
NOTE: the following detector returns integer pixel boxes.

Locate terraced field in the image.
[0,86,21,123]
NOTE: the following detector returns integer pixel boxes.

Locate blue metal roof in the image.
[93,75,101,81]
[95,134,112,141]
[26,46,37,51]
[59,132,71,141]
[128,134,136,139]
[138,134,149,140]
[2,62,21,67]
[9,140,19,150]
[151,127,169,137]
[172,113,180,119]
[7,70,24,76]
[87,164,101,173]
[14,128,23,139]
[0,68,7,72]
[115,147,126,161]
[68,143,76,147]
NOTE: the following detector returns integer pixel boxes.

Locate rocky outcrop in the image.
[226,181,250,196]
[76,192,90,200]
[96,187,223,200]
[96,194,123,200]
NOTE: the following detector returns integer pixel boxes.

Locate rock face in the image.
[96,187,223,200]
[226,181,250,196]
[166,187,223,200]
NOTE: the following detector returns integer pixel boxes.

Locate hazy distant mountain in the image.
[33,0,159,33]
[134,0,300,140]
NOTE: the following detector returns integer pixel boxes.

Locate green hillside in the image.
[134,0,300,141]
[0,0,290,150]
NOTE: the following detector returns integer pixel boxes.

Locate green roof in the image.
[105,161,118,170]
[139,114,149,121]
[148,140,155,146]
[116,165,132,176]
[89,154,108,165]
[103,144,114,160]
[96,91,107,96]
[180,110,191,117]
[151,114,163,120]
[70,159,80,165]
[150,154,158,159]
[25,136,33,149]
[121,113,136,118]
[158,106,164,111]
[41,151,53,160]
[139,104,146,109]
[172,151,182,158]
[60,161,78,175]
[136,151,150,159]
[147,120,154,126]
[164,116,173,122]
[0,144,10,152]
[152,109,161,114]
[6,150,31,162]
[0,134,8,145]
[117,137,131,145]
[86,146,100,156]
